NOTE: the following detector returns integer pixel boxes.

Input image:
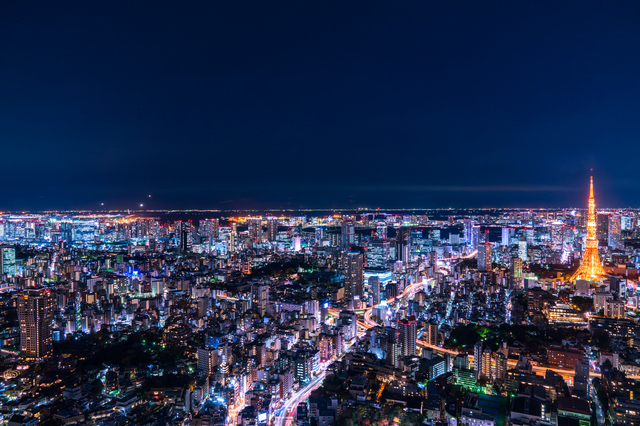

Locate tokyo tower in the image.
[571,175,606,281]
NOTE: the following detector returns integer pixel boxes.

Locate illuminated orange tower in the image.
[571,175,606,281]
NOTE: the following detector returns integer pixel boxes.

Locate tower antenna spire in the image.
[571,174,605,280]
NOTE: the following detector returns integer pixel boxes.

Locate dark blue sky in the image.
[2,1,640,210]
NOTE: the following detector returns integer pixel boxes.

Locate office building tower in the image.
[464,219,475,244]
[180,228,189,253]
[572,176,606,280]
[425,321,438,347]
[1,246,16,275]
[597,213,610,247]
[574,358,590,394]
[369,276,381,305]
[495,352,507,383]
[377,223,387,240]
[471,225,481,250]
[551,221,564,251]
[609,214,621,250]
[341,220,355,249]
[197,347,219,374]
[518,240,527,262]
[510,257,523,287]
[473,342,483,374]
[252,283,269,317]
[480,348,492,381]
[524,228,534,245]
[228,222,237,253]
[247,218,262,242]
[344,251,364,300]
[17,289,55,359]
[477,243,492,272]
[397,317,417,357]
[367,240,390,268]
[267,219,279,241]
[501,227,511,246]
[454,354,469,370]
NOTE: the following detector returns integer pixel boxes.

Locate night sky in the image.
[2,1,640,210]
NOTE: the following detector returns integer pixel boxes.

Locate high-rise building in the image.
[180,228,189,253]
[197,347,219,374]
[480,348,492,381]
[17,289,55,359]
[572,176,606,281]
[247,218,262,242]
[518,240,527,262]
[551,221,564,251]
[369,276,381,305]
[495,352,507,383]
[471,225,481,250]
[477,243,492,271]
[425,321,438,347]
[510,256,523,288]
[341,220,355,249]
[366,240,390,268]
[473,342,483,375]
[501,227,511,246]
[597,213,610,247]
[228,222,237,253]
[344,251,364,301]
[377,223,387,240]
[609,214,622,250]
[396,227,411,245]
[464,219,475,245]
[252,283,269,317]
[200,218,219,241]
[267,219,279,242]
[1,245,16,275]
[397,317,417,357]
[573,358,590,394]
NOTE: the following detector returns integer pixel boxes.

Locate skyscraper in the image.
[510,257,523,287]
[180,228,189,253]
[17,289,55,359]
[267,219,279,241]
[572,176,606,281]
[477,243,492,271]
[551,221,564,251]
[474,341,483,376]
[425,321,438,347]
[369,276,381,305]
[0,246,16,275]
[340,220,355,249]
[501,227,511,246]
[377,223,387,240]
[609,214,622,250]
[252,283,269,317]
[573,358,590,394]
[471,225,481,250]
[397,317,417,357]
[518,240,527,262]
[344,251,364,300]
[597,213,610,247]
[228,222,237,253]
[480,347,492,381]
[464,219,475,245]
[366,240,390,268]
[247,218,262,242]
[495,352,507,383]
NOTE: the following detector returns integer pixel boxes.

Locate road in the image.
[274,372,326,426]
